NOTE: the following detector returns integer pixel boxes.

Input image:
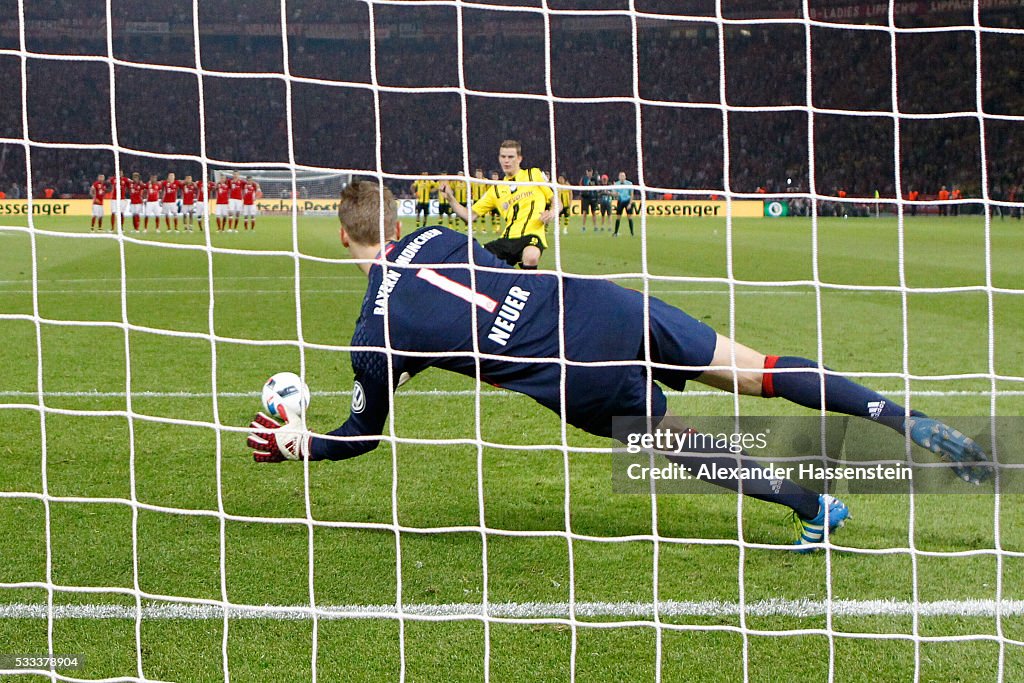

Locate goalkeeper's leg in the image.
[695,333,989,483]
[656,414,848,549]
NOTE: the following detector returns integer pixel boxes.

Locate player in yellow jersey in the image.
[449,176,468,229]
[469,169,489,231]
[557,175,573,235]
[411,173,436,228]
[442,140,557,269]
[436,175,455,228]
[488,171,502,232]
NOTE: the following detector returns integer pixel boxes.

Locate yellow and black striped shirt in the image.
[451,179,468,205]
[470,178,488,204]
[413,179,436,204]
[471,168,554,245]
[558,186,573,214]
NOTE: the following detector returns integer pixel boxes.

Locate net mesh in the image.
[0,1,1022,681]
[213,169,351,200]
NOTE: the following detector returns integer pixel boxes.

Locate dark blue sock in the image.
[762,356,918,431]
[666,438,821,519]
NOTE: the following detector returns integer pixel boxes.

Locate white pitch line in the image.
[0,288,374,295]
[1,599,1021,620]
[1,389,1021,400]
[0,389,504,399]
[0,287,812,296]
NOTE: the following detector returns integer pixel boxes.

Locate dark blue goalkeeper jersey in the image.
[308,226,717,461]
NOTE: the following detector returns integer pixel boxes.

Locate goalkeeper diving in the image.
[248,181,990,550]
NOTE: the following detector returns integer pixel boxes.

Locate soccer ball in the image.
[261,372,310,421]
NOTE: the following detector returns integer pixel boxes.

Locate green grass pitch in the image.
[0,211,1022,681]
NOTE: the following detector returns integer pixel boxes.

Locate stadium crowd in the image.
[0,2,1020,210]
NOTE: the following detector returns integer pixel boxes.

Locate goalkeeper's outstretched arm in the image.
[249,359,395,463]
[440,182,470,224]
[248,371,391,463]
[308,361,394,461]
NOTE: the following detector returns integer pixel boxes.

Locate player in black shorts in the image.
[444,140,556,269]
[598,174,613,231]
[557,174,572,235]
[579,168,598,232]
[488,171,502,232]
[411,174,435,228]
[484,233,545,267]
[613,171,637,237]
[436,178,453,229]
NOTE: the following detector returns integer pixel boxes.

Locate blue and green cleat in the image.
[793,494,850,552]
[907,417,990,485]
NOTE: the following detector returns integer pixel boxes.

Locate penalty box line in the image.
[1,389,1021,399]
[2,599,1023,621]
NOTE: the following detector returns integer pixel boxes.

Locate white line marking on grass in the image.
[2,389,1022,400]
[1,599,1022,620]
[0,288,374,295]
[0,287,813,296]
[0,274,365,285]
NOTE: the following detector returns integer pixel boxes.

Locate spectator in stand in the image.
[1008,185,1021,220]
[937,186,950,216]
[0,10,1022,202]
[836,188,848,217]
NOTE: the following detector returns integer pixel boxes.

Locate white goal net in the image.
[0,1,1021,682]
[213,169,351,201]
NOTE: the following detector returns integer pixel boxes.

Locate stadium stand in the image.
[0,2,1020,204]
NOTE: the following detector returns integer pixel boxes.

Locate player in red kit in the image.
[144,174,162,232]
[203,179,217,231]
[161,172,182,232]
[181,176,197,232]
[111,173,131,232]
[241,176,261,231]
[228,171,245,232]
[192,177,208,231]
[196,178,214,231]
[89,174,108,231]
[215,178,231,232]
[128,173,144,231]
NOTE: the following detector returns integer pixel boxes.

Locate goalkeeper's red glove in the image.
[247,407,311,463]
